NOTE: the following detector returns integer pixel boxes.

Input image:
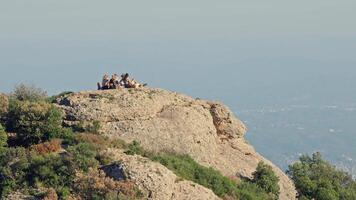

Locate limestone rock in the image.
[57,88,297,199]
[102,148,220,200]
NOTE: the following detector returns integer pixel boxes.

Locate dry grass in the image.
[43,188,58,200]
[30,139,62,155]
[73,168,143,199]
[75,133,128,150]
[75,133,109,151]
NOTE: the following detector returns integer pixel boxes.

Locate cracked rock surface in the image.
[57,88,297,200]
[102,148,220,200]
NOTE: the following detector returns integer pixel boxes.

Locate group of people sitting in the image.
[97,73,147,90]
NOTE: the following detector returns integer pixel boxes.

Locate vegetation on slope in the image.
[0,85,142,199]
[152,154,277,200]
[287,152,356,200]
[125,140,280,200]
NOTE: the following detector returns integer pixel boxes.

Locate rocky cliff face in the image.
[102,148,220,200]
[57,88,297,199]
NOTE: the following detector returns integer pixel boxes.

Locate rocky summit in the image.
[56,87,297,199]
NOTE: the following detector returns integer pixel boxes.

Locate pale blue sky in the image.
[0,0,356,108]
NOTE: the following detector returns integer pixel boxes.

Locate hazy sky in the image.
[1,0,356,108]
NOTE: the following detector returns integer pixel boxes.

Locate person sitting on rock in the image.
[128,78,147,88]
[119,73,130,88]
[109,74,121,89]
[97,74,110,90]
[119,73,147,88]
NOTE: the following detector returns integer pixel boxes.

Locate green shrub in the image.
[1,142,109,199]
[73,121,101,134]
[67,143,99,172]
[6,100,66,146]
[11,84,47,102]
[287,152,356,200]
[96,153,113,165]
[109,138,128,149]
[26,143,108,199]
[252,162,280,199]
[88,121,101,134]
[26,153,77,199]
[237,182,275,200]
[125,140,145,156]
[0,94,9,122]
[27,153,75,189]
[0,147,30,198]
[0,125,7,151]
[52,127,76,145]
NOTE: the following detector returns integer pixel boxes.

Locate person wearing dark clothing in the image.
[97,74,110,90]
[109,74,120,89]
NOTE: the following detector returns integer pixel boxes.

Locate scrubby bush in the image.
[0,124,7,151]
[0,94,144,200]
[26,153,78,199]
[0,93,9,121]
[0,141,135,199]
[6,100,67,146]
[0,147,30,198]
[72,120,101,134]
[125,140,145,156]
[27,145,106,198]
[236,182,275,200]
[109,138,128,149]
[75,133,109,150]
[287,152,356,200]
[252,162,280,199]
[67,143,99,172]
[96,152,114,165]
[11,83,47,102]
[27,153,75,194]
[73,168,142,200]
[52,127,76,145]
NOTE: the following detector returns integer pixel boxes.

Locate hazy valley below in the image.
[239,103,356,177]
